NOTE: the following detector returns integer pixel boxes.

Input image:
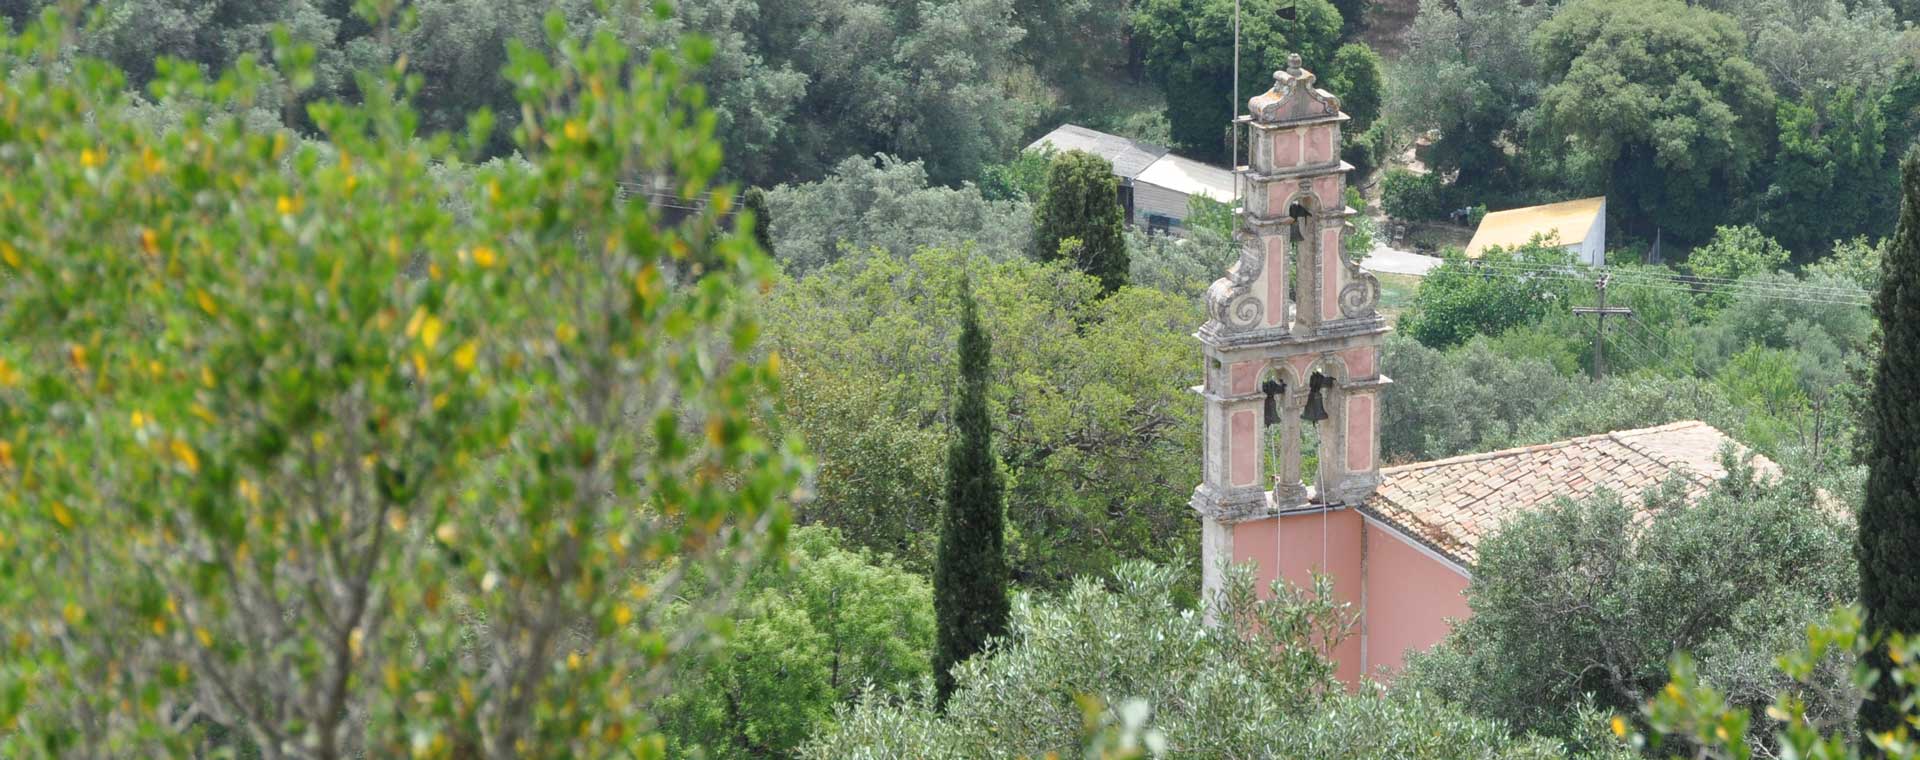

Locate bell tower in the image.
[1193,54,1390,604]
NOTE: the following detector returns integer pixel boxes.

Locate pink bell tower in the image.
[1192,54,1390,617]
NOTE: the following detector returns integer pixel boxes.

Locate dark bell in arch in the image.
[1301,373,1333,423]
[1261,379,1286,427]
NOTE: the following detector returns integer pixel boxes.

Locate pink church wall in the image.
[1342,347,1375,379]
[1232,510,1366,687]
[1273,130,1301,169]
[1345,395,1373,472]
[1230,361,1260,396]
[1266,237,1287,327]
[1230,410,1257,487]
[1360,519,1470,680]
[1313,175,1342,210]
[1305,126,1332,165]
[1320,227,1342,321]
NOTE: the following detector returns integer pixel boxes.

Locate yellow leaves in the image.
[1894,646,1909,665]
[566,650,583,671]
[387,510,408,533]
[0,440,12,470]
[470,245,498,268]
[349,627,365,660]
[140,147,165,175]
[612,604,633,627]
[1610,716,1627,737]
[169,438,200,474]
[130,410,147,429]
[139,227,159,257]
[555,322,578,345]
[149,617,167,636]
[0,357,19,387]
[633,265,662,304]
[195,627,213,648]
[238,479,260,505]
[431,393,449,410]
[411,351,428,380]
[767,351,782,377]
[0,241,18,268]
[67,344,88,373]
[190,404,216,424]
[384,663,401,691]
[62,602,83,626]
[406,306,445,349]
[453,341,478,372]
[50,501,73,529]
[194,289,218,317]
[563,120,587,142]
[80,147,103,169]
[627,582,651,602]
[434,523,458,545]
[201,366,216,388]
[276,194,300,216]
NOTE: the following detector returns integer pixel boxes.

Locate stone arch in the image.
[1300,352,1352,503]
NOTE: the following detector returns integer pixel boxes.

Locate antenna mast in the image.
[1232,0,1242,211]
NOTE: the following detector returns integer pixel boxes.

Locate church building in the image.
[1192,55,1774,684]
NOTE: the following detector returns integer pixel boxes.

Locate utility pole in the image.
[1573,273,1633,380]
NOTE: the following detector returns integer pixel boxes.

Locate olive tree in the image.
[0,10,803,759]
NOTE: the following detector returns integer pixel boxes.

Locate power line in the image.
[1450,261,1872,307]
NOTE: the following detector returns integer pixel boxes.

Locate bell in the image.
[1261,379,1286,427]
[1301,374,1332,423]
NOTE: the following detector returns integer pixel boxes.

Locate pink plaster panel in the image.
[1265,236,1288,327]
[1288,354,1315,381]
[1265,182,1286,217]
[1313,174,1342,209]
[1320,227,1343,321]
[1272,129,1301,169]
[1342,347,1376,380]
[1345,395,1374,472]
[1230,361,1260,396]
[1305,126,1332,165]
[1230,410,1257,487]
[1233,510,1367,688]
[1362,520,1471,681]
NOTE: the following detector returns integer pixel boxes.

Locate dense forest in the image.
[1,0,1919,758]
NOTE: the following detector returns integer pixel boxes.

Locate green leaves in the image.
[0,7,802,758]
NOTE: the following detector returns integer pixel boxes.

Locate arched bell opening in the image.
[1300,354,1351,504]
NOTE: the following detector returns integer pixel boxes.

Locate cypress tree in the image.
[741,186,775,257]
[1860,150,1920,734]
[1033,150,1129,293]
[933,277,1010,706]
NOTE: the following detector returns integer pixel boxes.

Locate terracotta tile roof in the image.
[1363,421,1778,565]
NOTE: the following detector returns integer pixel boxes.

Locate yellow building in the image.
[1466,196,1607,266]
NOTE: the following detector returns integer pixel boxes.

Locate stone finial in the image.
[1287,53,1304,77]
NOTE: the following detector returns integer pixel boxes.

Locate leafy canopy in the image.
[0,8,803,758]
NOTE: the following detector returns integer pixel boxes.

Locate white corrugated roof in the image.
[1134,154,1235,203]
[1027,124,1169,179]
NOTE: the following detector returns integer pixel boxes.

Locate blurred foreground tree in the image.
[0,7,804,758]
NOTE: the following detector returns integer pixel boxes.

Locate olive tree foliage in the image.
[763,154,1032,275]
[654,527,933,760]
[1388,0,1550,193]
[1638,606,1920,760]
[0,10,806,760]
[1132,0,1348,162]
[1727,0,1908,103]
[1397,244,1579,350]
[1402,471,1858,747]
[762,248,1202,587]
[805,563,1619,760]
[1533,0,1776,244]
